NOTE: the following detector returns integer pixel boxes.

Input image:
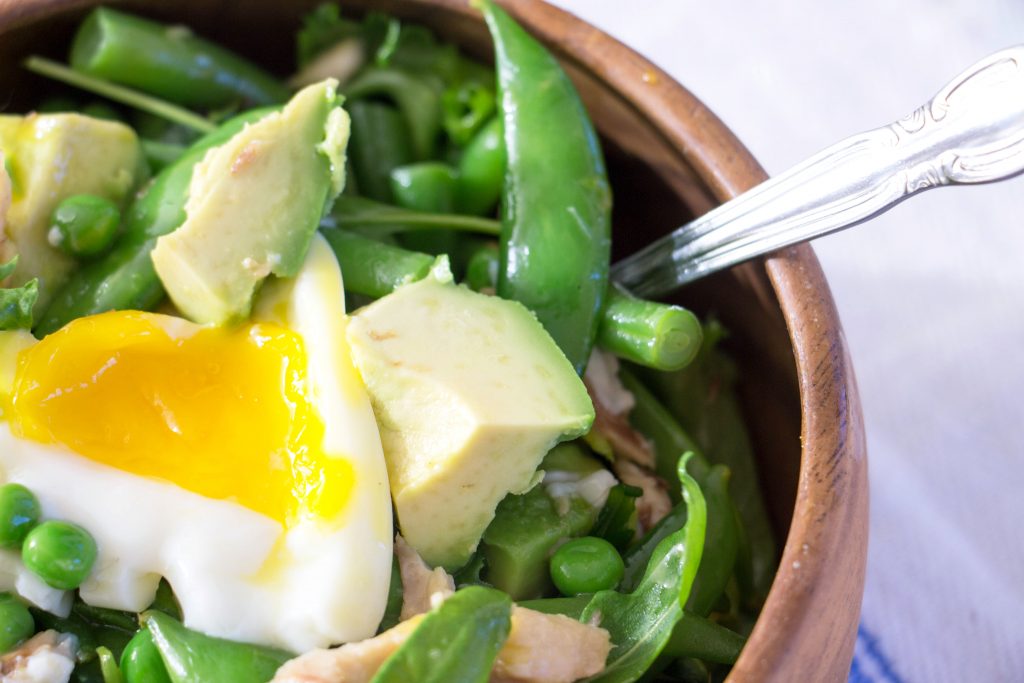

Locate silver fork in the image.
[611,46,1024,299]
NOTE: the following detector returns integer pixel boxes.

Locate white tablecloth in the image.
[550,1,1024,680]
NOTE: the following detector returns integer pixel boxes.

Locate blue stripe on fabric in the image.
[848,622,906,683]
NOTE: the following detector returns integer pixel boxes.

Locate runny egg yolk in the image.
[6,311,353,526]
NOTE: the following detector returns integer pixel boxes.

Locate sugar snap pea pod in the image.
[70,7,288,108]
[477,0,612,374]
[36,107,272,335]
[122,629,173,683]
[346,100,414,202]
[345,67,441,160]
[600,285,703,372]
[143,611,291,683]
[321,229,435,299]
[456,116,504,216]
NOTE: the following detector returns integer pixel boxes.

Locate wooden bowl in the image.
[0,0,868,680]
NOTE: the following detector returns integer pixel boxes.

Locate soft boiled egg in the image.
[0,234,393,652]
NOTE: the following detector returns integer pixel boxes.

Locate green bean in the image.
[550,537,625,596]
[685,465,740,617]
[346,100,414,202]
[455,116,504,216]
[0,483,41,548]
[345,67,441,160]
[70,7,288,108]
[635,338,777,607]
[22,520,97,590]
[0,593,34,653]
[599,285,703,371]
[321,229,435,299]
[618,367,707,490]
[663,611,746,665]
[49,194,121,258]
[478,0,612,374]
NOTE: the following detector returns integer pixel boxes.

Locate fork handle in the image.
[611,46,1024,298]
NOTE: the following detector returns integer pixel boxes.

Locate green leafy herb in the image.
[0,257,37,331]
[371,586,511,683]
[580,453,707,682]
[326,196,500,236]
[96,647,124,683]
[24,57,215,133]
[296,3,361,67]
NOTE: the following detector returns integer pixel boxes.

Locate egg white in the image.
[0,234,393,652]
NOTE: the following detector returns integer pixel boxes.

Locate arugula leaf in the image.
[371,586,511,683]
[96,647,124,683]
[296,3,361,67]
[0,279,37,331]
[0,257,38,331]
[580,453,707,682]
[0,256,17,280]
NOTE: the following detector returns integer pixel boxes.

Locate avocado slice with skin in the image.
[346,265,595,568]
[151,79,350,325]
[0,113,145,311]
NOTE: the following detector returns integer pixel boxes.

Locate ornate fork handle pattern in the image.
[612,46,1024,298]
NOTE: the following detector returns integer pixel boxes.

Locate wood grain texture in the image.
[0,1,867,680]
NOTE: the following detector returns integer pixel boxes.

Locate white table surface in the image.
[549,1,1024,680]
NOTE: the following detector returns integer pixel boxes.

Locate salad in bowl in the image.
[0,3,780,681]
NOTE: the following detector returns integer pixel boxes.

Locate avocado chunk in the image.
[346,268,595,568]
[482,483,597,600]
[0,113,144,311]
[151,79,349,325]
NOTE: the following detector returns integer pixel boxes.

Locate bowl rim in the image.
[0,0,868,680]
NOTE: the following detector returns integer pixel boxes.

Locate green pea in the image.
[0,593,34,653]
[49,194,121,258]
[22,520,98,590]
[121,628,172,683]
[0,483,41,549]
[550,537,625,596]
